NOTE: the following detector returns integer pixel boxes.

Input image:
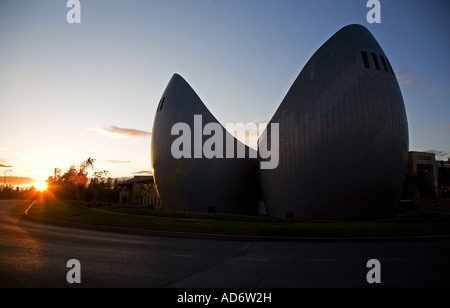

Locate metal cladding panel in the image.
[151,74,260,214]
[259,24,409,219]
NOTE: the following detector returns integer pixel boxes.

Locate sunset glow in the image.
[34,181,48,192]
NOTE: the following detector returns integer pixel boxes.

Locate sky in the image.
[0,0,449,185]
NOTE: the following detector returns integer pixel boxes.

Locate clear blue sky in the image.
[0,0,449,183]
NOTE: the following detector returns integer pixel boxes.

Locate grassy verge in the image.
[26,199,450,238]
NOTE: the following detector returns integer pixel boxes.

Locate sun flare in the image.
[35,181,48,192]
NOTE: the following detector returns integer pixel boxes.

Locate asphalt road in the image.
[0,200,449,288]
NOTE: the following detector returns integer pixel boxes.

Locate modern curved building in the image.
[258,24,409,219]
[151,24,408,220]
[151,74,260,214]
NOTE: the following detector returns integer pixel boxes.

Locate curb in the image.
[22,202,450,243]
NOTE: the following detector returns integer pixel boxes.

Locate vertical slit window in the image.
[379,55,389,72]
[157,99,161,112]
[361,51,370,69]
[159,97,165,111]
[371,53,380,70]
[385,57,395,75]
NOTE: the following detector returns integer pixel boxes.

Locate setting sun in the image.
[35,181,48,192]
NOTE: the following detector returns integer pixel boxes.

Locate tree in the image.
[81,158,96,173]
[87,170,110,202]
[45,158,120,203]
[52,158,97,200]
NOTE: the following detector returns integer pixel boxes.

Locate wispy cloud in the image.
[2,176,35,186]
[394,67,412,79]
[401,78,425,86]
[437,87,450,93]
[104,160,132,164]
[421,124,450,133]
[0,163,13,168]
[132,170,153,175]
[422,127,439,133]
[394,67,425,86]
[89,126,152,139]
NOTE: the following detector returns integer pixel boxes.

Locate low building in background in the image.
[407,152,439,199]
[402,151,450,200]
[118,176,160,208]
[400,151,450,214]
[438,159,450,199]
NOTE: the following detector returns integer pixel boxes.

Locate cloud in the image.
[421,124,450,133]
[89,126,152,139]
[394,67,412,79]
[2,176,35,186]
[437,87,450,93]
[104,160,132,164]
[422,127,439,133]
[0,163,13,168]
[394,67,425,86]
[132,170,153,175]
[401,78,425,86]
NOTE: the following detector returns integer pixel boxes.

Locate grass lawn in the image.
[26,199,450,238]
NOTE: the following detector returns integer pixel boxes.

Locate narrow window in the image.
[385,57,395,75]
[157,98,162,112]
[159,97,165,111]
[379,55,389,72]
[361,51,370,69]
[371,53,380,70]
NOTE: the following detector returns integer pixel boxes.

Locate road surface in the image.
[0,200,449,288]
